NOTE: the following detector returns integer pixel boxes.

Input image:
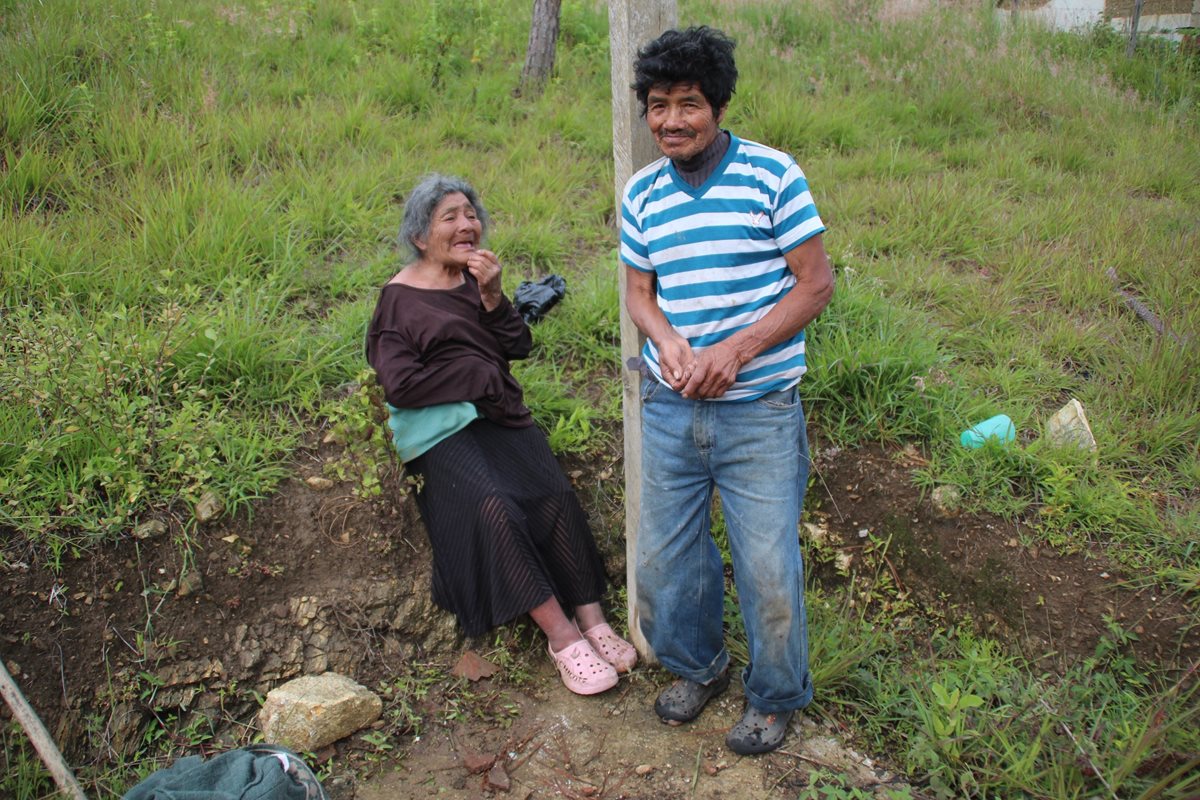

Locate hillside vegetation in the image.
[2,0,1197,797]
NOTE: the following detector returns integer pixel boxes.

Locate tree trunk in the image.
[519,0,562,97]
[1126,0,1144,57]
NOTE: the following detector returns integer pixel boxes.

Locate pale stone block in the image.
[931,485,962,516]
[1045,398,1097,451]
[258,672,382,751]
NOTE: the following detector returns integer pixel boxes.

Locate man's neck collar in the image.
[672,130,730,189]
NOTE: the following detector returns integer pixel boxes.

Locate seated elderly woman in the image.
[366,173,635,695]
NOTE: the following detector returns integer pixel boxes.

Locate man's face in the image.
[645,82,725,162]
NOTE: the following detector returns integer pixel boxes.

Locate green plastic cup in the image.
[960,414,1015,448]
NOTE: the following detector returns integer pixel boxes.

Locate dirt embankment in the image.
[2,438,1195,797]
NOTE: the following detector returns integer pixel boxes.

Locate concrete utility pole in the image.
[609,0,676,661]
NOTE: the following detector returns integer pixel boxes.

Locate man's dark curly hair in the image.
[632,26,737,117]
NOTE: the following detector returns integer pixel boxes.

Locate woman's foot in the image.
[581,623,637,673]
[549,638,619,696]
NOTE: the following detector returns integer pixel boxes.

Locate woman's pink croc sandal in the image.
[549,639,619,695]
[582,623,638,673]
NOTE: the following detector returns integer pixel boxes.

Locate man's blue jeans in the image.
[636,377,814,713]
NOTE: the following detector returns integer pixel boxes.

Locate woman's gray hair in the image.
[399,173,490,260]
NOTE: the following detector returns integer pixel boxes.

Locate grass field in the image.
[2,0,1198,796]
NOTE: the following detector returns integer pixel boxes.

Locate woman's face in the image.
[414,192,483,268]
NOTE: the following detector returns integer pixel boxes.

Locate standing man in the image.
[619,26,833,755]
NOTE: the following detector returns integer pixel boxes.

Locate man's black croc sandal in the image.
[726,705,794,755]
[654,670,730,724]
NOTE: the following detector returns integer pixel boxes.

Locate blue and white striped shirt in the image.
[620,134,826,401]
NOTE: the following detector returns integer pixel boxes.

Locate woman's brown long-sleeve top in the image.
[365,272,535,428]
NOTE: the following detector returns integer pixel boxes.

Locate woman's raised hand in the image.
[467,249,503,311]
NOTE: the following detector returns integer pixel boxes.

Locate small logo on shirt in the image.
[749,211,765,227]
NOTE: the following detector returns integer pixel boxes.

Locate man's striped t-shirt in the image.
[619,134,826,401]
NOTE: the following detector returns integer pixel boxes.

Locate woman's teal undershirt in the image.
[387,402,480,463]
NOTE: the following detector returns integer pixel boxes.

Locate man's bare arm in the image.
[681,234,834,399]
[624,265,695,391]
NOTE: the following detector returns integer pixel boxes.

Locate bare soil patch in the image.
[806,442,1197,670]
[2,435,1195,797]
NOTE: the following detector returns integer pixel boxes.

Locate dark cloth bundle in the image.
[513,274,567,324]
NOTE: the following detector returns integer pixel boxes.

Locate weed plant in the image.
[0,722,49,800]
[849,625,1200,799]
[3,0,1199,797]
[723,533,1200,799]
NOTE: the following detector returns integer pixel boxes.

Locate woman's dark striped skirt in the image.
[407,419,607,636]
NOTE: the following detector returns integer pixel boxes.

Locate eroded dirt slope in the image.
[2,437,1194,797]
